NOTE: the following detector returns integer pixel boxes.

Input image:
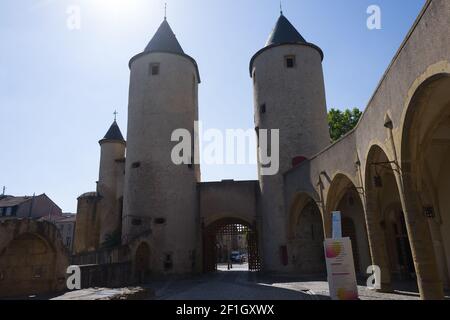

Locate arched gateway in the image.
[203,218,261,272]
[0,220,69,298]
[199,181,261,273]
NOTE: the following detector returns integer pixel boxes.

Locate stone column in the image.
[428,220,450,289]
[364,188,392,292]
[399,170,444,300]
[319,179,331,239]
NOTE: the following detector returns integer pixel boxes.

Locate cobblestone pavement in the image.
[144,268,424,300]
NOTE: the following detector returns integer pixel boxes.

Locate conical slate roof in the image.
[266,14,307,46]
[102,121,124,142]
[144,19,184,54]
[249,13,323,76]
[129,18,201,82]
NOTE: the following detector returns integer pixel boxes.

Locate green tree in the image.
[328,108,362,142]
[101,228,122,248]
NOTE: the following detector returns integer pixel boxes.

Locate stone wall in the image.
[199,180,258,227]
[0,219,69,298]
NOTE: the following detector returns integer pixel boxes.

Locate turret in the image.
[74,120,125,253]
[97,120,126,247]
[99,121,126,192]
[251,13,330,271]
[122,18,201,274]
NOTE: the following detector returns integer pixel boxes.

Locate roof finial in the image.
[280,0,283,15]
[113,110,118,122]
[164,2,167,20]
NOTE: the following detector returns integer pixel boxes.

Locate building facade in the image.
[42,214,76,253]
[0,194,62,220]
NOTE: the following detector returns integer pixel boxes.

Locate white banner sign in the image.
[324,237,359,300]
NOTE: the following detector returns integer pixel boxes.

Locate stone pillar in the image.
[399,171,444,300]
[428,220,450,289]
[319,181,332,239]
[364,188,392,292]
[321,209,332,239]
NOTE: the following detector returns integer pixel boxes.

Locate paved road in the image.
[40,263,431,301]
[150,271,321,300]
[144,270,422,300]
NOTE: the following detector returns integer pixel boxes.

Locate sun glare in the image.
[91,0,142,16]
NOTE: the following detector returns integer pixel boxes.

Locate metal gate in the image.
[203,221,261,272]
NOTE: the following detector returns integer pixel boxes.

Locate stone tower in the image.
[97,120,126,246]
[74,120,125,254]
[250,13,330,271]
[122,18,201,274]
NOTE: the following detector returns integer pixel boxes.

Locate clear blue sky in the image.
[0,0,425,212]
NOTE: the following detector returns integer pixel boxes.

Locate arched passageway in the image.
[384,205,415,279]
[0,233,57,297]
[365,145,416,290]
[401,73,450,292]
[288,194,326,275]
[326,175,371,275]
[203,218,261,273]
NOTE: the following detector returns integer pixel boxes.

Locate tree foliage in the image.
[328,108,362,142]
[101,228,122,248]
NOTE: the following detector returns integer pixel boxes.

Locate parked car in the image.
[230,251,243,263]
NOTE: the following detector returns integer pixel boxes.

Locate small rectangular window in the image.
[5,207,12,217]
[132,162,141,169]
[150,63,160,76]
[260,103,266,114]
[155,218,166,225]
[285,55,296,68]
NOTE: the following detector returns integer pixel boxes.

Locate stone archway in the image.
[365,146,400,285]
[401,73,450,295]
[288,193,326,275]
[0,233,57,297]
[341,217,360,271]
[326,174,371,275]
[384,204,415,280]
[202,217,260,273]
[364,144,423,293]
[0,220,69,298]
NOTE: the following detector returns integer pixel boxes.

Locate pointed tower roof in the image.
[266,14,307,46]
[129,18,201,82]
[100,121,125,144]
[249,13,323,76]
[144,19,185,55]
